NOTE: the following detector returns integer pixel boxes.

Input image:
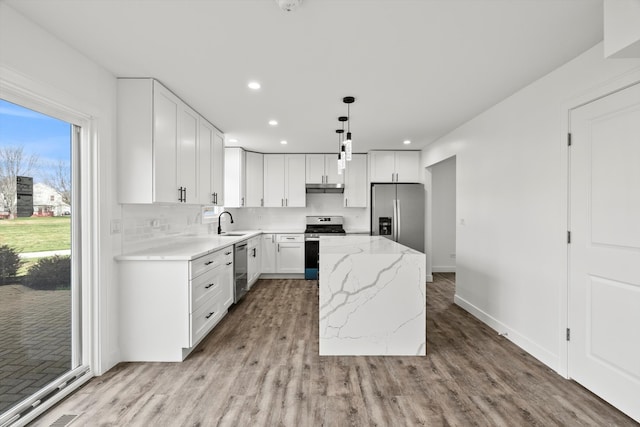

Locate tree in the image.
[0,145,39,218]
[45,159,71,206]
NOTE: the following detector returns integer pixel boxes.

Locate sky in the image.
[0,98,71,183]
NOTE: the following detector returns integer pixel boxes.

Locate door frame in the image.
[559,66,640,378]
[0,67,99,423]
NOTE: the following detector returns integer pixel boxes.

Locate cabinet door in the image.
[153,82,180,203]
[285,154,306,207]
[324,154,344,185]
[224,147,245,207]
[369,151,396,183]
[178,104,198,203]
[198,119,214,205]
[245,151,264,207]
[219,262,234,309]
[263,154,285,207]
[261,234,277,273]
[395,151,421,183]
[212,130,225,206]
[305,154,325,184]
[344,154,367,207]
[277,242,304,273]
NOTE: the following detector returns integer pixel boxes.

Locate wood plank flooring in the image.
[31,274,637,426]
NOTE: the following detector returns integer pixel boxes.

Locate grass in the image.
[0,217,71,253]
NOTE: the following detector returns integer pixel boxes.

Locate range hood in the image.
[305,183,345,193]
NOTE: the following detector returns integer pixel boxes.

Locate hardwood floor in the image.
[32,274,637,426]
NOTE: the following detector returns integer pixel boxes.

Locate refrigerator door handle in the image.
[396,199,401,243]
[392,199,398,241]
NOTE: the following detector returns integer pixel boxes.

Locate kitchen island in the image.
[319,235,426,356]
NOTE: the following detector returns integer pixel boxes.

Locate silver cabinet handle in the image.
[205,283,215,289]
[285,198,288,206]
[226,262,232,266]
[261,198,264,207]
[204,260,213,266]
[345,198,348,207]
[225,251,232,255]
[281,198,284,207]
[277,243,280,252]
[241,197,245,206]
[205,311,215,319]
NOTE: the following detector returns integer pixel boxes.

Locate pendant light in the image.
[336,129,345,174]
[343,96,355,161]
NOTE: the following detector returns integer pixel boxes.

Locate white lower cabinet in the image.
[276,234,304,273]
[118,246,233,362]
[261,233,277,274]
[247,236,261,288]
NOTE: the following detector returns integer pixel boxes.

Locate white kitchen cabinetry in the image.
[261,233,277,274]
[306,154,343,185]
[369,151,421,183]
[245,151,264,207]
[198,120,224,206]
[263,154,306,207]
[118,246,234,362]
[344,154,367,207]
[247,236,261,288]
[117,78,223,204]
[276,234,304,273]
[224,147,246,207]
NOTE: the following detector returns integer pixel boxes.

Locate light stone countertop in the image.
[116,229,303,261]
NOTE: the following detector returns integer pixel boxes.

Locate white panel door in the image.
[344,154,367,207]
[152,83,179,203]
[395,151,421,183]
[197,119,214,205]
[212,130,225,206]
[569,82,640,422]
[285,154,306,207]
[306,154,325,184]
[324,154,344,185]
[245,151,264,207]
[369,151,396,182]
[178,104,198,203]
[263,154,285,207]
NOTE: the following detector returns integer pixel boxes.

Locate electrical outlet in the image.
[450,253,456,259]
[110,219,121,235]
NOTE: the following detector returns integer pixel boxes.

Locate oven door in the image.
[304,238,319,280]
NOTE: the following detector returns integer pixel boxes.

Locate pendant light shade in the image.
[343,96,355,161]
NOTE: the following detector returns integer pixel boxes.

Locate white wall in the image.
[421,42,640,372]
[430,156,456,272]
[0,3,120,374]
[604,0,640,58]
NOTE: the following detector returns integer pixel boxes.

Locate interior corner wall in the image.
[420,42,640,372]
[431,157,456,272]
[0,3,120,374]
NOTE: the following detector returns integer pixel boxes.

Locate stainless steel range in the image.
[304,216,346,280]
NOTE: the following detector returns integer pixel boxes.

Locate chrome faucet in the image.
[217,211,234,235]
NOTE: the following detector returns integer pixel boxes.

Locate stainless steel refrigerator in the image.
[371,183,425,252]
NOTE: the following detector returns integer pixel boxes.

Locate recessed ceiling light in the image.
[403,140,412,145]
[228,138,238,143]
[268,120,278,126]
[248,81,261,90]
[280,140,288,145]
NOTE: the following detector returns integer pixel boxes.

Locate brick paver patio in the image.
[0,284,71,414]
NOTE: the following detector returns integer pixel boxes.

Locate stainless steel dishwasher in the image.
[234,242,248,303]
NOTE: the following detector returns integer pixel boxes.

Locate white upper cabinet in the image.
[344,154,367,207]
[245,151,264,207]
[369,151,421,183]
[306,154,344,185]
[224,147,245,208]
[285,154,306,207]
[212,130,225,206]
[264,154,306,207]
[117,78,223,204]
[178,104,198,203]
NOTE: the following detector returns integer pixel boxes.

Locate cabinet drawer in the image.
[190,295,223,346]
[191,266,224,311]
[191,246,233,278]
[276,234,303,243]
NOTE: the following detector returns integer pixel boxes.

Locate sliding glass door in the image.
[0,98,85,423]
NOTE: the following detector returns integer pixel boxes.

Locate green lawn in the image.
[0,216,71,253]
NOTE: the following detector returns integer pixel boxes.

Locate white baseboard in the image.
[454,293,559,373]
[426,274,434,283]
[432,266,456,273]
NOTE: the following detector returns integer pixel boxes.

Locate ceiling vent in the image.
[275,0,302,12]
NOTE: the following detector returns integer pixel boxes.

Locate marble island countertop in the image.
[319,235,426,356]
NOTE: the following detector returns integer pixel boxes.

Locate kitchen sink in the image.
[219,232,247,237]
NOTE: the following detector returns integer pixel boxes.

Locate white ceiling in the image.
[6,0,603,154]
